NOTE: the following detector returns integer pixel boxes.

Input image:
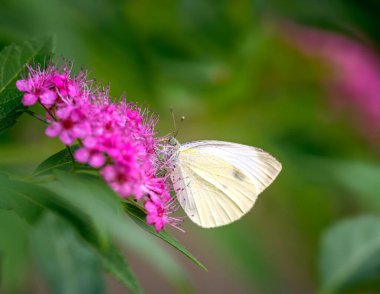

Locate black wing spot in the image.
[233,169,246,181]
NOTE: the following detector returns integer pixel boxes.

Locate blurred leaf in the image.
[329,161,380,211]
[30,213,105,294]
[99,243,141,294]
[0,36,54,133]
[0,175,44,223]
[319,215,380,293]
[124,201,207,271]
[0,176,105,246]
[0,210,29,293]
[257,0,380,47]
[0,175,142,293]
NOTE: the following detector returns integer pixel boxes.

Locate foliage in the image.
[319,216,380,293]
[0,38,204,293]
[0,37,53,134]
[1,1,380,293]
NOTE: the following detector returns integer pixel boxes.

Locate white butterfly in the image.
[169,139,282,228]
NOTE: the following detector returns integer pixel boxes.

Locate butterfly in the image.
[169,139,282,228]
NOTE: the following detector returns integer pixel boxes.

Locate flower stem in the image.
[25,110,49,124]
[41,104,57,122]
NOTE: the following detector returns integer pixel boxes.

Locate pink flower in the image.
[45,105,90,145]
[100,164,140,198]
[145,200,182,233]
[74,137,106,168]
[145,201,168,232]
[16,67,57,107]
[16,62,177,232]
[75,148,106,168]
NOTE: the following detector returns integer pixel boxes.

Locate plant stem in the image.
[25,110,49,124]
[41,104,57,122]
[65,145,76,170]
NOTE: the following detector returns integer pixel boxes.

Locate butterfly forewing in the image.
[171,140,282,228]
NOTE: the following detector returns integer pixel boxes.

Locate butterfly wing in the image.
[171,140,282,228]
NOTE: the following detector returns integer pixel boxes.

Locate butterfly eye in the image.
[168,136,180,148]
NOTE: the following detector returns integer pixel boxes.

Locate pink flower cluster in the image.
[285,25,380,143]
[16,64,177,232]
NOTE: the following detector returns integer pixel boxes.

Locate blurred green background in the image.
[2,0,380,293]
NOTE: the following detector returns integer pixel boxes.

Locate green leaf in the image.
[0,36,55,134]
[99,244,141,294]
[0,88,25,133]
[319,215,380,293]
[328,161,380,211]
[0,176,101,245]
[0,175,142,293]
[34,146,79,176]
[35,153,207,271]
[50,171,193,291]
[0,175,44,223]
[30,213,105,294]
[0,210,30,293]
[124,201,207,271]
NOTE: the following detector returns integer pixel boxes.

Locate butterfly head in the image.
[168,136,181,150]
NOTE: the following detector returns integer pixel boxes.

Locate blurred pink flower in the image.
[286,25,380,142]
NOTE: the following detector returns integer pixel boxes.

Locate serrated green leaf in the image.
[30,213,105,294]
[124,201,207,271]
[319,215,380,293]
[0,36,55,133]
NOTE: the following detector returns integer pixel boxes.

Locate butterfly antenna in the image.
[174,116,185,138]
[170,107,177,132]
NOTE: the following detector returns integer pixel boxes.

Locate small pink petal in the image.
[155,221,165,232]
[68,83,80,97]
[45,123,62,137]
[16,80,31,92]
[144,201,156,213]
[146,215,156,225]
[89,153,106,168]
[60,131,74,145]
[83,137,97,148]
[40,90,57,106]
[73,123,90,139]
[53,73,67,88]
[74,148,90,163]
[56,107,72,120]
[101,165,117,181]
[116,184,132,198]
[22,93,38,106]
